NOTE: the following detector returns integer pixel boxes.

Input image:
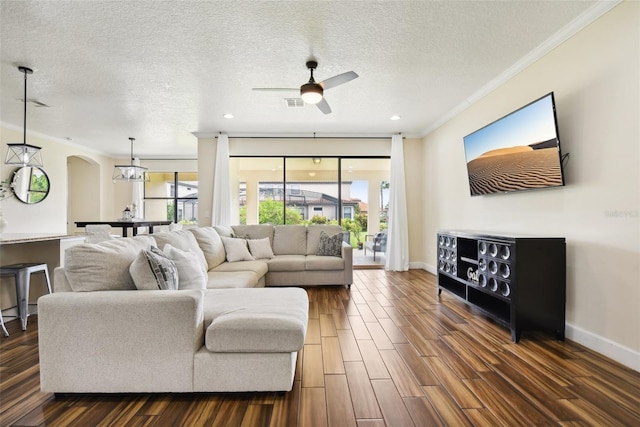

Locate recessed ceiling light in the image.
[390,115,401,121]
[223,113,234,119]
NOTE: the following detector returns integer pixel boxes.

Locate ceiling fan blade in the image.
[316,98,332,114]
[319,71,359,90]
[252,87,298,92]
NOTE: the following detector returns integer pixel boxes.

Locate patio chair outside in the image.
[364,230,387,261]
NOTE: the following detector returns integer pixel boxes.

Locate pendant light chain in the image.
[22,68,27,146]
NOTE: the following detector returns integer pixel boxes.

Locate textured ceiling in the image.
[0,1,610,158]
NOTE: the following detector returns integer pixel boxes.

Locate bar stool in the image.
[0,263,52,333]
[0,306,7,337]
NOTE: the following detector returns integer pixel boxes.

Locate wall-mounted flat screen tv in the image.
[463,92,565,196]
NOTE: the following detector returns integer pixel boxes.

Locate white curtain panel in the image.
[385,134,410,271]
[132,157,144,220]
[211,133,232,226]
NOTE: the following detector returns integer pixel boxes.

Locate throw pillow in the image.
[129,246,179,290]
[163,244,207,290]
[65,235,156,292]
[316,231,343,257]
[213,225,235,238]
[220,236,255,262]
[189,227,227,269]
[151,230,209,273]
[247,237,275,259]
[306,224,344,255]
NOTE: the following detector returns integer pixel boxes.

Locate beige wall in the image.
[403,138,425,265]
[421,1,639,369]
[0,126,120,234]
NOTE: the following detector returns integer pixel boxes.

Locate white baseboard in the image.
[409,262,435,274]
[566,323,640,372]
[409,265,639,372]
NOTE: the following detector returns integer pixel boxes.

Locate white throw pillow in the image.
[151,230,208,272]
[213,225,235,238]
[221,236,255,262]
[129,246,179,290]
[163,244,207,290]
[189,227,227,269]
[247,237,274,259]
[65,235,156,292]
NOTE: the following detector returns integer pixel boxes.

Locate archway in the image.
[67,155,101,235]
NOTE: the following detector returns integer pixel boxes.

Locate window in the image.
[343,206,353,219]
[230,156,389,232]
[144,172,198,224]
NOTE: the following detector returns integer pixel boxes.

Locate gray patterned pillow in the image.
[316,231,343,257]
[129,246,179,290]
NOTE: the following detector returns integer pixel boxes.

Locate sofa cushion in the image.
[316,231,344,257]
[129,246,179,290]
[232,224,275,243]
[206,271,262,289]
[212,260,269,277]
[152,230,208,272]
[204,288,308,353]
[213,225,235,238]
[64,235,156,292]
[307,225,344,255]
[247,238,274,259]
[163,244,207,290]
[305,254,345,271]
[189,227,226,270]
[221,237,255,262]
[267,255,306,272]
[272,225,307,255]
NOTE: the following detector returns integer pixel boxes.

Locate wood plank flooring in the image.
[1,269,639,426]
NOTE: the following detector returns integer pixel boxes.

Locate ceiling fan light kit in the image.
[300,83,323,104]
[4,66,44,167]
[112,137,149,182]
[300,60,323,104]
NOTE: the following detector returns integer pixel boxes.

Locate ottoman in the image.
[193,287,309,392]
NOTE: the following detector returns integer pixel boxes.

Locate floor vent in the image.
[285,98,305,108]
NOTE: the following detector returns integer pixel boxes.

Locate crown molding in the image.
[420,0,622,137]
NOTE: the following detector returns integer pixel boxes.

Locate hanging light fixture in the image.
[112,137,149,182]
[5,66,44,167]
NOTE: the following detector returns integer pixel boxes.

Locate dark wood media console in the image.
[436,230,566,342]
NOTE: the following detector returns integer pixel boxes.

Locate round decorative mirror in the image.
[12,166,50,204]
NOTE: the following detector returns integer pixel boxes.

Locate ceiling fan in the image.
[252,60,358,114]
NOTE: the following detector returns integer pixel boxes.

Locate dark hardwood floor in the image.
[1,269,639,426]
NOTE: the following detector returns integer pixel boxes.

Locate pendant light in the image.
[112,137,149,182]
[5,66,44,167]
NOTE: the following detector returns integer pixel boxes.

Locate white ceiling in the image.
[0,1,610,159]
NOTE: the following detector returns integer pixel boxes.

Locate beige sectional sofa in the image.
[38,224,351,393]
[210,224,353,288]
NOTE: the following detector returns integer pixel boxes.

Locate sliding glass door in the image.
[284,157,340,223]
[341,159,390,266]
[230,156,390,266]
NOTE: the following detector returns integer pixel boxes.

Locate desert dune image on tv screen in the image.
[464,94,564,196]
